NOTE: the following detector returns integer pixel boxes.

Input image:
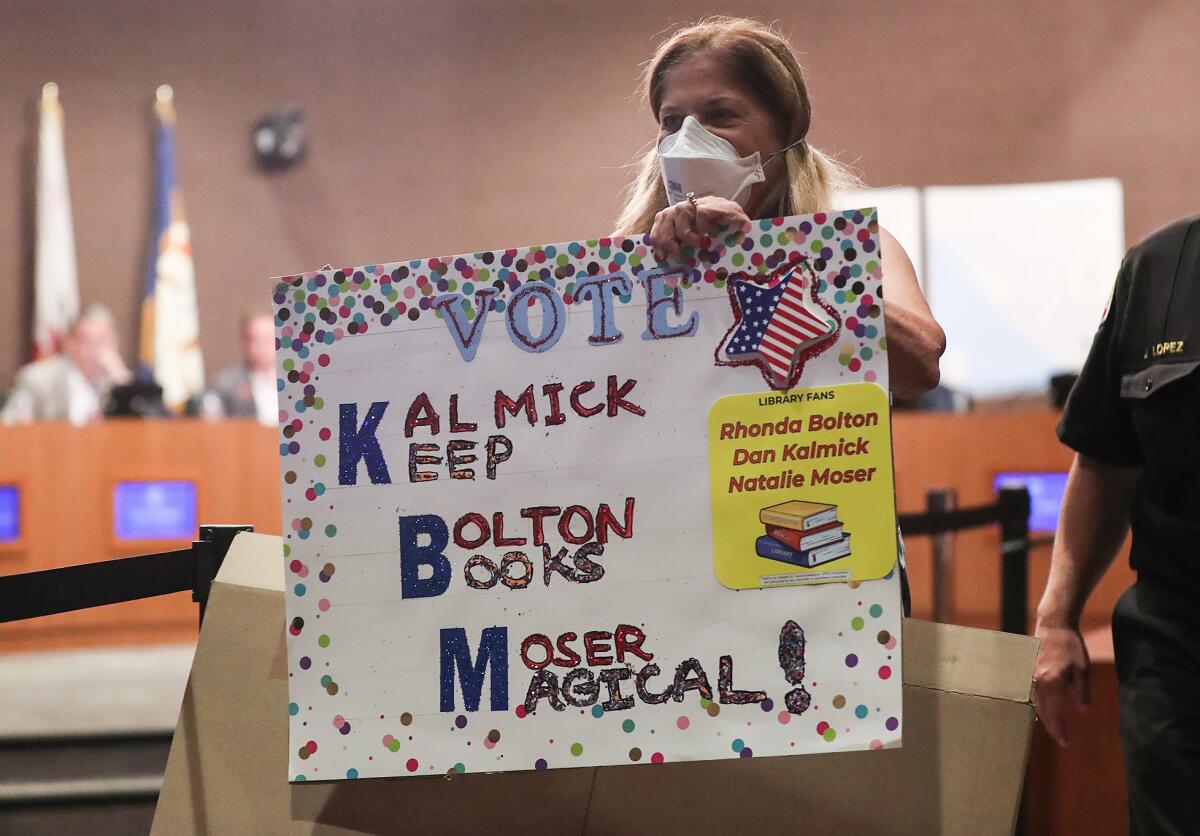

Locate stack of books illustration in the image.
[755,500,852,567]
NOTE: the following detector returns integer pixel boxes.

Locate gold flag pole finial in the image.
[40,81,62,116]
[155,84,176,122]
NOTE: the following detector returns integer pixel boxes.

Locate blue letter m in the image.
[439,627,509,712]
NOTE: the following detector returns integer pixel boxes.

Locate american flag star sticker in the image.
[718,260,838,389]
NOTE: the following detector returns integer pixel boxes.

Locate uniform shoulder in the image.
[1121,213,1200,292]
[1127,213,1200,262]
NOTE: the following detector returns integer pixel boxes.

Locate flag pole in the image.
[32,80,80,360]
[155,85,185,224]
[142,82,204,410]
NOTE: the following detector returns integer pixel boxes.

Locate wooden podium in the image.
[152,533,1039,836]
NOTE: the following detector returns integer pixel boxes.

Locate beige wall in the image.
[2,0,1199,385]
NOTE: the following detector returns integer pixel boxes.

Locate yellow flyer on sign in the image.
[707,382,896,588]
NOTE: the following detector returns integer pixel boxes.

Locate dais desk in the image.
[0,409,1133,650]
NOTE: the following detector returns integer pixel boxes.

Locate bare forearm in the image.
[1037,453,1138,628]
[884,303,945,399]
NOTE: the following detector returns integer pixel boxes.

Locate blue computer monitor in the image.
[113,480,197,541]
[0,485,19,543]
[993,471,1069,534]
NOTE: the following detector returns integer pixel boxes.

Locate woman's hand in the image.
[650,196,748,262]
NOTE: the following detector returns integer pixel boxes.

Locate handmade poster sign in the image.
[275,209,902,782]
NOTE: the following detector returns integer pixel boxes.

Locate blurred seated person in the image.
[198,312,276,426]
[1,304,131,425]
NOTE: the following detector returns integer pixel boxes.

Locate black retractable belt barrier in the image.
[0,525,253,813]
[897,486,1032,635]
[0,524,253,627]
[0,493,1032,633]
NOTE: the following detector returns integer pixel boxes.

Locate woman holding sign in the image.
[614,17,945,400]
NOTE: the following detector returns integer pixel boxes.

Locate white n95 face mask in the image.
[657,115,765,208]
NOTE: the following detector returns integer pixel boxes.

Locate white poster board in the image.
[275,210,903,782]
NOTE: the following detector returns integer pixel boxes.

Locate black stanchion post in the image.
[998,487,1031,635]
[997,486,1033,836]
[192,525,253,626]
[927,488,957,623]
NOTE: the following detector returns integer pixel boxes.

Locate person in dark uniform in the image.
[1034,213,1200,835]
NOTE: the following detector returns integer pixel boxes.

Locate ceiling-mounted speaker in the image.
[252,107,307,171]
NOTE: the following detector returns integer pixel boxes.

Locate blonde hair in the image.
[613,17,861,236]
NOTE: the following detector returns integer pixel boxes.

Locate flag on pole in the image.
[139,84,204,411]
[32,82,80,360]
